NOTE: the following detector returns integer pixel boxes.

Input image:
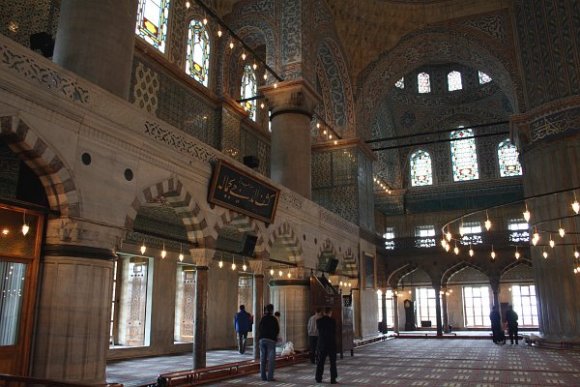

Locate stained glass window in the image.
[498,139,522,177]
[241,65,257,121]
[478,71,492,84]
[135,0,170,53]
[395,77,404,89]
[447,71,462,91]
[450,127,479,181]
[417,72,431,93]
[410,150,433,187]
[185,19,210,87]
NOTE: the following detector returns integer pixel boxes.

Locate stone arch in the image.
[357,26,522,141]
[387,263,418,289]
[267,220,303,264]
[212,208,266,257]
[500,258,532,278]
[315,38,356,138]
[124,177,209,247]
[0,115,79,217]
[441,261,489,287]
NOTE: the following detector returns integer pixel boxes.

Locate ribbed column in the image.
[433,285,443,337]
[53,0,138,99]
[269,279,310,350]
[31,247,115,384]
[261,80,320,199]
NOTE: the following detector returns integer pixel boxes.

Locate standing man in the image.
[258,304,279,382]
[234,305,252,354]
[489,305,505,344]
[307,308,322,364]
[315,307,338,384]
[505,304,519,345]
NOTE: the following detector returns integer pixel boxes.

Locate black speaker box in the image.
[324,258,339,274]
[241,234,257,257]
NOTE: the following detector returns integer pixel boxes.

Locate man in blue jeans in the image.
[258,304,279,381]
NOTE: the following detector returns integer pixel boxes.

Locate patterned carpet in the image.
[107,339,580,386]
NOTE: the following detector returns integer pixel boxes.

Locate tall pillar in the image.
[490,277,500,309]
[433,285,443,337]
[393,294,399,334]
[441,291,449,334]
[32,219,121,384]
[511,0,580,344]
[261,80,320,199]
[191,248,213,370]
[269,279,310,350]
[250,259,265,360]
[380,290,387,333]
[53,0,138,99]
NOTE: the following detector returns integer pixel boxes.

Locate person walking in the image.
[315,307,338,384]
[307,308,322,364]
[505,304,519,345]
[489,304,505,344]
[258,304,279,382]
[234,305,252,354]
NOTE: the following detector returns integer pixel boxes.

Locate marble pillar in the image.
[269,279,310,350]
[250,259,265,360]
[441,292,449,333]
[261,80,320,199]
[31,247,115,384]
[193,266,209,369]
[380,290,387,333]
[393,294,399,334]
[53,0,138,99]
[433,285,443,336]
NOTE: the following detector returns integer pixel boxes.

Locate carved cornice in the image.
[260,79,322,117]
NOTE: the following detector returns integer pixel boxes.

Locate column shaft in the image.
[193,266,209,369]
[252,274,264,360]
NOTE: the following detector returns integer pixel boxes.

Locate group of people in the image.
[234,304,339,383]
[490,304,519,345]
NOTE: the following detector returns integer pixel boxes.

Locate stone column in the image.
[191,248,213,369]
[351,288,362,338]
[393,293,399,334]
[433,285,443,337]
[380,290,387,333]
[250,259,265,359]
[441,291,449,333]
[32,220,121,384]
[490,276,500,311]
[511,0,580,344]
[53,0,138,99]
[268,279,310,350]
[261,80,321,199]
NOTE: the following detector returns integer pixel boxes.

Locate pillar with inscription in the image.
[31,220,121,384]
[53,0,138,99]
[261,81,320,199]
[511,2,580,343]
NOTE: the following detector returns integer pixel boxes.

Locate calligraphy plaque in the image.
[208,159,280,223]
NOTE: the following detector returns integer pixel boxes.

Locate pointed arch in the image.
[441,260,489,286]
[212,209,266,257]
[125,177,209,247]
[185,18,211,87]
[0,115,79,217]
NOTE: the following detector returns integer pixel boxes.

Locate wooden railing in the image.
[156,352,309,387]
[0,374,122,387]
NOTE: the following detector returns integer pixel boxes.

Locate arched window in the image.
[241,65,257,121]
[410,150,433,186]
[417,72,431,93]
[135,0,170,53]
[498,139,522,177]
[185,19,210,87]
[447,71,462,91]
[478,71,492,84]
[450,127,479,181]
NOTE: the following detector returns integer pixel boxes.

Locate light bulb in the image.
[263,72,267,80]
[532,231,540,246]
[559,227,565,238]
[178,253,184,262]
[231,262,236,270]
[453,246,459,255]
[515,250,520,260]
[444,244,450,252]
[217,30,223,38]
[161,249,167,259]
[469,248,474,257]
[523,206,530,222]
[572,199,580,214]
[229,41,234,49]
[218,260,223,268]
[252,63,257,70]
[459,224,465,237]
[490,250,496,259]
[287,271,291,278]
[549,238,555,249]
[241,52,246,60]
[202,17,208,25]
[543,250,548,259]
[274,83,278,88]
[445,231,452,242]
[441,239,447,248]
[185,1,190,8]
[260,102,265,109]
[21,223,29,236]
[269,268,274,276]
[242,263,247,271]
[574,250,579,259]
[485,218,492,231]
[140,242,146,255]
[278,270,283,277]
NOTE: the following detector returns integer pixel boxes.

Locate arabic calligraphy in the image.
[209,160,280,223]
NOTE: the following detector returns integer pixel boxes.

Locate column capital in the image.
[190,248,217,267]
[46,217,124,252]
[260,79,321,119]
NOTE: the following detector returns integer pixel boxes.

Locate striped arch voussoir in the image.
[0,115,79,217]
[214,210,265,255]
[267,221,303,259]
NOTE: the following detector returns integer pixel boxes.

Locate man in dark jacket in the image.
[505,304,519,345]
[489,304,505,344]
[234,305,252,354]
[315,307,338,384]
[258,304,279,381]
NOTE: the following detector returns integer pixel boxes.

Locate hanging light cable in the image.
[231,255,236,271]
[469,245,474,257]
[514,246,520,260]
[572,192,580,214]
[490,245,496,259]
[161,242,167,259]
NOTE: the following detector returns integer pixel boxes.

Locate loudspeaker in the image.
[323,258,339,274]
[241,234,257,257]
[243,155,260,169]
[30,32,54,58]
